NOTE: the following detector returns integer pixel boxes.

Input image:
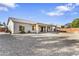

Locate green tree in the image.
[65,23,72,28]
[71,18,79,28]
[3,22,6,26]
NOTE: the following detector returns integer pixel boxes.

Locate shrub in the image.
[20,31,25,33]
[27,30,31,33]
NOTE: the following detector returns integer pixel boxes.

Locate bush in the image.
[27,30,31,33]
[20,31,25,33]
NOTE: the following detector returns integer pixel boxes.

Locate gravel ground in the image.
[0,33,79,56]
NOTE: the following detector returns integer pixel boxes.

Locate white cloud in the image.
[75,3,79,6]
[46,11,64,16]
[55,3,75,12]
[0,3,18,12]
[73,12,78,14]
[41,10,46,13]
[0,7,8,11]
[0,3,18,8]
[55,6,71,12]
[46,3,78,16]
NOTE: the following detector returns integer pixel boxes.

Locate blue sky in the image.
[0,3,79,25]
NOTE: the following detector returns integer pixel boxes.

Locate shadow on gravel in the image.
[0,34,79,56]
[0,34,17,40]
[32,36,79,56]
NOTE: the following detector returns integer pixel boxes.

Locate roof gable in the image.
[7,17,37,25]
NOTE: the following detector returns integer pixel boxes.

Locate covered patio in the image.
[34,23,54,33]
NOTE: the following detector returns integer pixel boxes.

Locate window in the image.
[19,25,25,32]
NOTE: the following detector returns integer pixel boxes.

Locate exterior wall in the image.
[7,20,14,33]
[14,22,34,33]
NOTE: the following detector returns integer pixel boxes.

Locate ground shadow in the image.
[0,34,79,56]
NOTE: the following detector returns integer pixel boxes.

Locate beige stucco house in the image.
[7,17,55,34]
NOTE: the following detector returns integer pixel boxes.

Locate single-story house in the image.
[7,17,55,34]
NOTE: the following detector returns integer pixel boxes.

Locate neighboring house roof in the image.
[7,17,55,26]
[0,26,6,28]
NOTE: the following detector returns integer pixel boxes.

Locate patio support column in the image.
[36,24,39,34]
[43,27,44,32]
[46,26,47,32]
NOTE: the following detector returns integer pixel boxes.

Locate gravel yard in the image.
[0,33,79,56]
